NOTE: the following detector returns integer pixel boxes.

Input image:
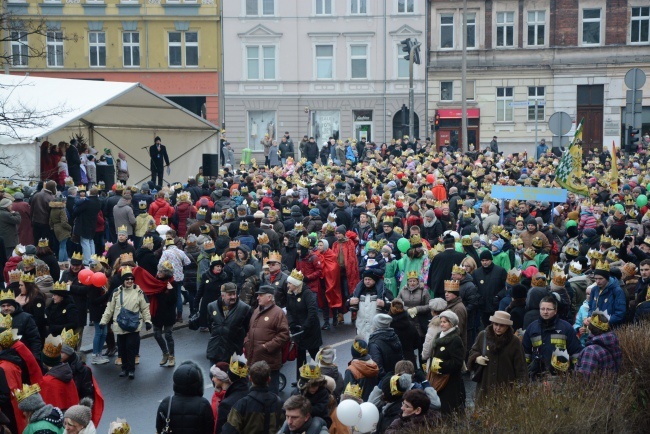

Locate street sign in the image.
[529,100,545,106]
[491,185,567,202]
[508,101,531,107]
[548,112,572,136]
[625,68,646,89]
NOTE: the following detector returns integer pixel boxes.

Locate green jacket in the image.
[492,251,512,271]
[23,420,64,434]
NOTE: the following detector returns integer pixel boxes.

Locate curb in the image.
[80,322,190,354]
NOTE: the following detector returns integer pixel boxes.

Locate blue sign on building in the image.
[491,186,567,203]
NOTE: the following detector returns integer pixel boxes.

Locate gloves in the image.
[407,307,418,318]
[145,322,152,331]
[476,355,490,366]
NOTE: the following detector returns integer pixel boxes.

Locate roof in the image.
[0,74,218,145]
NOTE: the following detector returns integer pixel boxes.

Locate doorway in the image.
[392,107,419,139]
[354,123,372,142]
[577,85,604,153]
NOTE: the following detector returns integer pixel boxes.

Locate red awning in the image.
[438,108,480,119]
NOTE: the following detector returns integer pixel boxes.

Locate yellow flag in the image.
[610,141,619,192]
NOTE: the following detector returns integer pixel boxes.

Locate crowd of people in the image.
[0,131,647,433]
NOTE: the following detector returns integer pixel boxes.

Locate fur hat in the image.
[429,298,447,312]
[439,310,459,326]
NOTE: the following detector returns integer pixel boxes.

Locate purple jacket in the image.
[575,331,622,377]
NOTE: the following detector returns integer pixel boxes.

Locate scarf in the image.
[439,325,457,339]
[133,266,173,316]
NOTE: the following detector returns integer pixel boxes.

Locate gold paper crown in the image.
[626,227,635,237]
[606,250,619,262]
[229,240,241,249]
[444,280,460,292]
[587,249,603,261]
[37,238,49,248]
[290,269,304,282]
[531,273,547,287]
[451,264,466,275]
[409,234,421,246]
[551,271,568,287]
[406,270,419,280]
[120,252,134,263]
[461,236,472,246]
[611,239,623,249]
[551,348,570,372]
[229,353,248,378]
[117,225,128,234]
[523,247,537,259]
[299,363,321,380]
[268,251,282,263]
[77,184,86,192]
[52,281,68,292]
[121,266,133,277]
[159,260,174,273]
[596,260,610,273]
[142,236,154,246]
[590,310,610,332]
[210,254,222,263]
[13,383,41,403]
[203,240,215,250]
[71,252,84,261]
[43,334,62,359]
[366,240,379,252]
[389,374,405,396]
[8,270,22,283]
[298,236,311,249]
[492,225,503,235]
[516,215,524,222]
[569,260,583,275]
[343,383,363,399]
[625,197,635,206]
[21,255,35,267]
[600,235,612,245]
[0,328,18,350]
[257,233,270,245]
[19,272,34,283]
[294,222,304,231]
[239,221,249,230]
[566,245,580,257]
[0,289,15,302]
[532,237,543,248]
[115,182,124,191]
[506,268,522,285]
[0,314,12,329]
[160,215,169,223]
[60,328,80,349]
[197,208,208,217]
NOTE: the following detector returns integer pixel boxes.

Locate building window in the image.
[89,31,106,67]
[168,31,198,67]
[440,81,453,101]
[248,110,277,150]
[465,80,475,100]
[440,14,454,49]
[350,45,367,79]
[528,86,545,121]
[123,31,140,67]
[631,7,650,44]
[496,12,514,47]
[315,44,333,79]
[10,31,28,67]
[397,43,408,78]
[310,110,340,144]
[315,0,332,15]
[47,31,64,67]
[245,0,274,16]
[582,8,601,45]
[246,45,275,80]
[496,87,514,122]
[527,10,545,46]
[350,0,367,15]
[397,0,414,14]
[466,13,476,48]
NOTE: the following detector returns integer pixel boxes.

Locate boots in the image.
[160,353,169,366]
[167,356,175,367]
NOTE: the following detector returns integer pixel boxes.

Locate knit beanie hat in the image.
[64,398,93,427]
[316,346,336,366]
[372,313,392,330]
[209,362,230,382]
[17,391,46,413]
[309,208,320,217]
[336,225,347,234]
[479,250,493,261]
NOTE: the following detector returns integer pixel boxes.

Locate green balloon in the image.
[614,203,625,212]
[637,194,648,207]
[397,238,411,253]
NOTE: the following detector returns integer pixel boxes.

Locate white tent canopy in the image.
[0,75,219,185]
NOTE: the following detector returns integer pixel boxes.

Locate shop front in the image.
[435,108,480,151]
[353,110,373,143]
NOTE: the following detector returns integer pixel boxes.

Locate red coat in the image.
[12,202,33,246]
[3,255,21,282]
[149,198,175,225]
[296,252,323,303]
[195,197,214,210]
[332,233,360,295]
[174,202,197,237]
[314,249,342,309]
[39,370,80,412]
[432,184,448,200]
[0,359,26,433]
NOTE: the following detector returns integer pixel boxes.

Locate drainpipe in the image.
[383,0,387,144]
[425,0,430,142]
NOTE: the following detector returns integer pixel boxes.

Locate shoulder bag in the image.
[116,289,140,333]
[160,396,173,433]
[471,331,488,383]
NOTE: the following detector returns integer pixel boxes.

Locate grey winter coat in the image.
[0,207,21,249]
[112,197,136,236]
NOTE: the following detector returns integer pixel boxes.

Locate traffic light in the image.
[629,127,640,153]
[400,38,412,60]
[434,113,440,131]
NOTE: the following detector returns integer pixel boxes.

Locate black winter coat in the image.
[368,328,404,380]
[10,306,42,357]
[286,288,322,352]
[151,283,177,328]
[215,379,249,434]
[38,253,60,282]
[206,299,252,363]
[430,328,465,414]
[195,268,232,328]
[390,311,420,366]
[45,295,79,336]
[157,362,215,434]
[21,292,47,340]
[428,249,466,298]
[72,196,101,239]
[183,246,201,293]
[472,264,508,314]
[135,247,158,277]
[67,353,94,400]
[61,269,90,327]
[87,283,111,323]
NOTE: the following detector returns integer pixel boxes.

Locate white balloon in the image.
[337,399,362,427]
[356,402,380,433]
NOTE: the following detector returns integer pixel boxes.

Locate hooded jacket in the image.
[112,197,136,236]
[368,327,404,380]
[588,276,627,326]
[157,361,215,434]
[39,363,79,412]
[575,331,622,377]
